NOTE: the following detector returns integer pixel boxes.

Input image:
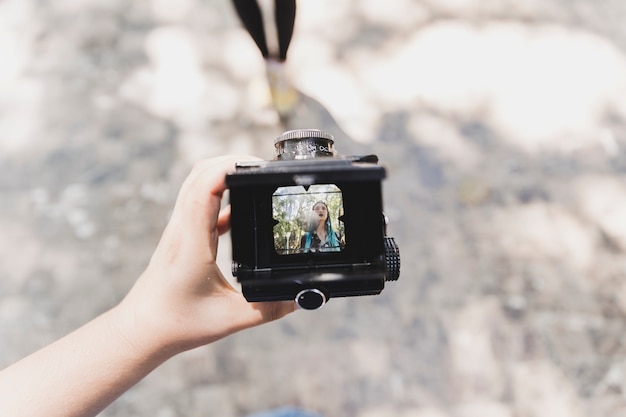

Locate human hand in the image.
[113,156,296,355]
[0,156,296,417]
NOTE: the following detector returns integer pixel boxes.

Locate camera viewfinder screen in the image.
[272,185,345,254]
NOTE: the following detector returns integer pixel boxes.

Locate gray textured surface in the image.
[2,0,626,416]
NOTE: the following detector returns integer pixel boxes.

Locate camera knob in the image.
[295,289,327,310]
[384,237,400,281]
[274,129,336,160]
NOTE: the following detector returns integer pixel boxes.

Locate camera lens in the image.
[295,289,327,310]
[274,129,336,160]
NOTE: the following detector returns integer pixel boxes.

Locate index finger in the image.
[172,155,261,236]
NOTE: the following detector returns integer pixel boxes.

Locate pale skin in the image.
[312,202,328,242]
[0,155,296,417]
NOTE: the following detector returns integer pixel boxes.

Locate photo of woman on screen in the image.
[300,201,342,253]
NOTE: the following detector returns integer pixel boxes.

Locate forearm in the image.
[0,306,176,417]
[0,156,295,417]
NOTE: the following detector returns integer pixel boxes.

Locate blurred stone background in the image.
[2,0,626,416]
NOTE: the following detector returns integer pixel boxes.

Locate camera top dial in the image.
[274,129,337,160]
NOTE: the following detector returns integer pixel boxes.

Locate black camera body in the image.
[226,129,399,310]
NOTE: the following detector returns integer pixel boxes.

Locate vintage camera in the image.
[226,129,400,310]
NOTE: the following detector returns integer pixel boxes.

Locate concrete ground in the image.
[2,0,626,416]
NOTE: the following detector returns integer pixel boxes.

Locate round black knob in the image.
[295,289,327,310]
[384,237,400,281]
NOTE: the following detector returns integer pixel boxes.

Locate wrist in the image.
[105,300,185,363]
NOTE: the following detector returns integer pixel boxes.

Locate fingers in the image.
[151,155,260,268]
[216,205,231,236]
[239,300,298,329]
[260,301,298,322]
[171,155,260,242]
